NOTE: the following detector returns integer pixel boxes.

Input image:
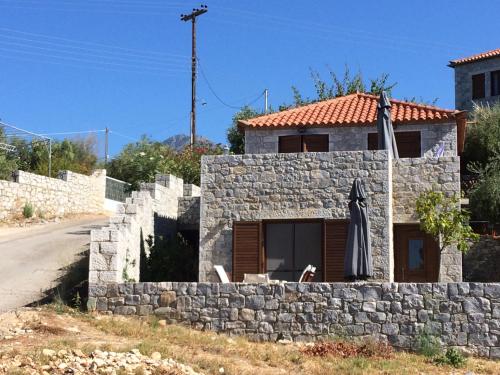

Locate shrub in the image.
[414,330,442,358]
[141,233,197,282]
[22,202,34,218]
[433,347,467,368]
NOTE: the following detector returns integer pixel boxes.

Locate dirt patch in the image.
[301,341,394,359]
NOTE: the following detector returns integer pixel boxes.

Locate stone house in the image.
[199,93,467,284]
[450,48,500,111]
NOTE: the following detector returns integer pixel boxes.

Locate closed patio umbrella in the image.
[344,178,373,280]
[377,91,399,159]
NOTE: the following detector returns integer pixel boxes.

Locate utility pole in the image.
[264,89,269,113]
[104,127,109,166]
[181,5,208,148]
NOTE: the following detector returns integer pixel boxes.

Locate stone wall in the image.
[453,56,500,111]
[199,151,392,282]
[244,123,457,157]
[392,157,462,282]
[88,281,500,359]
[89,191,154,284]
[178,197,200,230]
[392,157,461,223]
[0,169,106,221]
[89,174,200,284]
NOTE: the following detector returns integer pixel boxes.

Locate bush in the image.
[433,348,467,368]
[414,330,442,358]
[23,202,34,218]
[140,233,198,282]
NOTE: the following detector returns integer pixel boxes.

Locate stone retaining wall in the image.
[0,169,106,221]
[88,281,500,359]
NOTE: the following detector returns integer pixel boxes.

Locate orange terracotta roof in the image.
[239,93,457,129]
[449,48,500,67]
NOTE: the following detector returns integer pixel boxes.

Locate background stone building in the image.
[450,48,500,111]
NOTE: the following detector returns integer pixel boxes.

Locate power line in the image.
[197,58,265,110]
[0,27,189,61]
[39,130,106,136]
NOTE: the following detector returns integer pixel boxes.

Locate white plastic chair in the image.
[214,265,231,283]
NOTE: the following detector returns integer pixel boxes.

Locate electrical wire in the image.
[197,58,265,110]
[0,27,189,61]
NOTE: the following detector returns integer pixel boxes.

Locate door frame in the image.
[394,223,440,282]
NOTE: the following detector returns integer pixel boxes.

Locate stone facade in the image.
[392,157,462,282]
[0,169,106,221]
[199,151,392,282]
[88,281,500,359]
[453,56,500,111]
[89,174,200,284]
[245,123,457,157]
[392,157,461,223]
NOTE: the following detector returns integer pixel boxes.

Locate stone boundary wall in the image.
[88,281,500,359]
[392,157,462,282]
[0,169,106,221]
[199,151,392,282]
[89,174,200,284]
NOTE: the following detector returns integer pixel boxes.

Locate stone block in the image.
[159,291,177,307]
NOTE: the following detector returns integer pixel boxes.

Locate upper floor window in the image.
[491,70,500,97]
[368,131,421,158]
[472,73,486,99]
[278,134,329,153]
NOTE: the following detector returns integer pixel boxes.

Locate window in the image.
[278,134,329,153]
[367,131,421,158]
[472,73,485,99]
[491,70,500,97]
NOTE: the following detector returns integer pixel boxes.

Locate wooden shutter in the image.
[472,73,485,99]
[367,133,378,150]
[278,135,301,153]
[232,221,262,282]
[303,134,329,152]
[395,131,421,158]
[323,220,349,282]
[367,131,421,158]
[491,70,500,97]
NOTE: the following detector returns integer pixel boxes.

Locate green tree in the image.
[463,103,500,169]
[226,106,262,154]
[107,136,223,189]
[290,65,397,106]
[416,191,479,276]
[464,104,500,223]
[469,158,500,223]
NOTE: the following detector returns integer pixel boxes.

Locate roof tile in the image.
[239,93,456,129]
[449,48,500,67]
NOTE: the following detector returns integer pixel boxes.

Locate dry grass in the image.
[1,307,499,375]
[88,314,500,375]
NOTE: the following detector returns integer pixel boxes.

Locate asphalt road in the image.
[0,216,108,312]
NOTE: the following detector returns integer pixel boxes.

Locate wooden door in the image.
[394,224,439,282]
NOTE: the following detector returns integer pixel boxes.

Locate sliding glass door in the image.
[265,221,322,281]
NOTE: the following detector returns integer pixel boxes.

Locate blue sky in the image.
[0,0,498,157]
